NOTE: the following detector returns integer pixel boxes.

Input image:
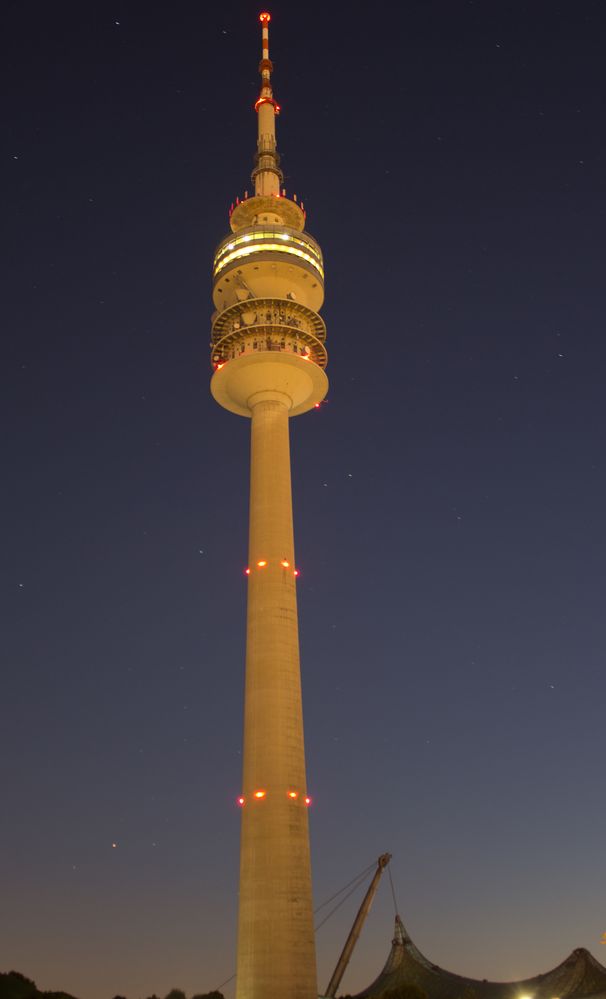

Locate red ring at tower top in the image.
[259,12,271,23]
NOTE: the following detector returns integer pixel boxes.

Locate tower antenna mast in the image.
[253,12,282,197]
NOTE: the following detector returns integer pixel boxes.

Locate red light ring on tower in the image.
[254,96,281,114]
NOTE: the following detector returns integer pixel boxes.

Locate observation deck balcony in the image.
[210,297,327,370]
[211,325,327,370]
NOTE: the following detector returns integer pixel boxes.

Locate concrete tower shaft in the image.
[237,398,317,999]
[209,13,327,999]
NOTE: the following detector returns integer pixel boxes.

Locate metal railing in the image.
[211,298,326,345]
[211,324,327,370]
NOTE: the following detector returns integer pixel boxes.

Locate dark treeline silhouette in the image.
[340,987,428,999]
[0,970,77,999]
[1,971,225,999]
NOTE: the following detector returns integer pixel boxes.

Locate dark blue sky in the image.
[2,2,605,997]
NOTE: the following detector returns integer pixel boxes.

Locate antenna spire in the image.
[253,12,283,197]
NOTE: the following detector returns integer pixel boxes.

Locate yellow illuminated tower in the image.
[210,12,327,999]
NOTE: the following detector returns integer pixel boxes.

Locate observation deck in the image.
[210,223,328,416]
[210,297,327,369]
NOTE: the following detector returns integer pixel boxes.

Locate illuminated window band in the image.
[215,229,322,267]
[214,228,323,275]
[214,241,324,280]
[215,235,322,269]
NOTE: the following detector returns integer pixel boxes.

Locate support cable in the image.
[314,860,377,914]
[314,867,377,933]
[388,864,399,916]
[215,973,235,992]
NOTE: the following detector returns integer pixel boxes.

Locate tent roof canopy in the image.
[351,916,606,999]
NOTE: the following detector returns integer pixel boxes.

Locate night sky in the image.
[2,2,605,998]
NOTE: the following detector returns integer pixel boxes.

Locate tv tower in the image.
[210,13,327,999]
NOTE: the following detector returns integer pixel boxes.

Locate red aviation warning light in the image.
[287,790,298,799]
[254,790,267,799]
[255,96,281,114]
[238,796,245,806]
[259,12,271,24]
